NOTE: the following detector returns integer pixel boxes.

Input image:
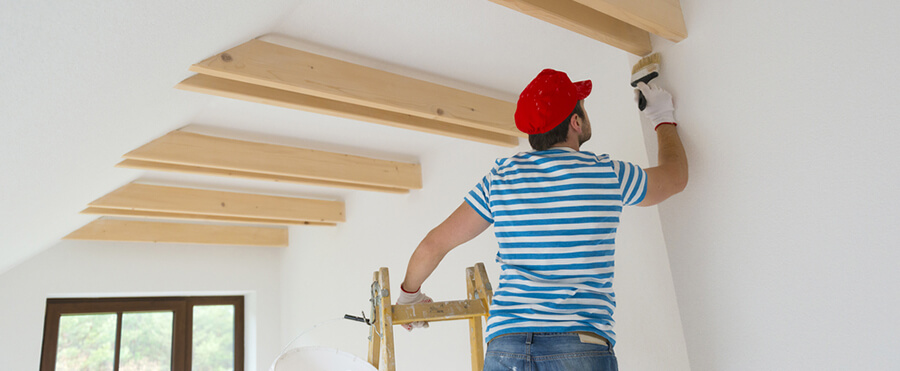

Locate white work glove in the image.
[635,82,677,130]
[396,286,432,331]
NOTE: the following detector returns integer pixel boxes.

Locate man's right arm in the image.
[634,82,688,207]
[640,124,687,206]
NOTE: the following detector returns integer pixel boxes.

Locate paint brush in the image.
[631,53,661,111]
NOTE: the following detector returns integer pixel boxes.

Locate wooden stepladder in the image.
[366,263,493,371]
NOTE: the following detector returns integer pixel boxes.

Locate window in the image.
[40,296,244,371]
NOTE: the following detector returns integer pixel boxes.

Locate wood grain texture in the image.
[80,207,336,226]
[116,160,409,194]
[64,218,288,247]
[189,40,520,137]
[473,262,494,313]
[121,130,421,192]
[489,0,652,55]
[367,271,382,368]
[367,264,491,370]
[573,0,687,42]
[466,267,485,371]
[88,183,345,223]
[391,299,488,325]
[377,267,396,371]
[176,74,521,146]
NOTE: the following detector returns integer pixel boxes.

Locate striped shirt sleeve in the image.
[612,160,647,206]
[464,170,494,223]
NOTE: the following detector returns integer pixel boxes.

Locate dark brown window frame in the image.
[40,296,244,371]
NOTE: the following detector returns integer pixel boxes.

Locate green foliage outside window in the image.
[53,305,235,371]
[192,305,235,371]
[120,312,173,370]
[56,314,116,371]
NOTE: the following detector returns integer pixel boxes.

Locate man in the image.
[396,69,687,370]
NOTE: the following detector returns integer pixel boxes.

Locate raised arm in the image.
[636,82,688,206]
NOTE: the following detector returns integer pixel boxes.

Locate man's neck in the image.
[551,140,580,151]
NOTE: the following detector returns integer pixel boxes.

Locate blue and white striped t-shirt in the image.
[464,147,647,346]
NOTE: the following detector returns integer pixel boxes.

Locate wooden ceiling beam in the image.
[489,0,652,56]
[118,130,421,193]
[573,0,687,42]
[116,160,408,194]
[187,39,523,139]
[176,74,520,147]
[88,183,345,225]
[80,207,336,226]
[64,218,288,247]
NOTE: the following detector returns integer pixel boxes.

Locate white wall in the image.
[0,240,283,371]
[644,0,900,369]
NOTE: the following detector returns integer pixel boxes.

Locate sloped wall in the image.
[645,0,900,369]
[0,0,300,276]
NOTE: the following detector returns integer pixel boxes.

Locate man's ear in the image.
[570,113,583,134]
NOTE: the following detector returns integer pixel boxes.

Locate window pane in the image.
[119,311,174,371]
[192,305,235,371]
[56,313,117,371]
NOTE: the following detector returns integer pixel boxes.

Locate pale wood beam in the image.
[88,183,345,224]
[466,266,485,371]
[176,74,520,147]
[391,300,489,325]
[116,160,409,193]
[471,262,494,312]
[572,0,687,42]
[119,130,421,193]
[489,0,652,56]
[80,207,336,226]
[116,160,408,194]
[367,271,382,367]
[188,40,522,138]
[375,267,396,371]
[64,218,288,247]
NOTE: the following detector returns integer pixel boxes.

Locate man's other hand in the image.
[396,286,433,331]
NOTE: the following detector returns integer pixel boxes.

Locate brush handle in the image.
[638,92,648,111]
[631,71,659,111]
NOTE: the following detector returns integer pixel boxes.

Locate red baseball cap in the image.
[515,69,592,135]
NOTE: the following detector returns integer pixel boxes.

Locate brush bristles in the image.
[631,53,661,75]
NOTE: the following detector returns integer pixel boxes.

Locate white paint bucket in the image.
[270,346,378,371]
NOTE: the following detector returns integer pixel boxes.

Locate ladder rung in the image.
[391,299,488,325]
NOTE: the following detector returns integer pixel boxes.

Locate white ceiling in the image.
[0,0,633,274]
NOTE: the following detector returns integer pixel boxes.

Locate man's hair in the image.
[528,101,584,151]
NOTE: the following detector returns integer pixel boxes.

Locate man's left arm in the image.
[399,202,491,293]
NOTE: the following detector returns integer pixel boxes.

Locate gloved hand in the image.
[396,285,433,331]
[635,82,676,130]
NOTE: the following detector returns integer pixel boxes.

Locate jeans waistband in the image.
[488,331,610,347]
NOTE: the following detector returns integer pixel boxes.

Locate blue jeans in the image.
[483,332,618,371]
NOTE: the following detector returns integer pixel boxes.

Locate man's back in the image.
[464,147,647,346]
